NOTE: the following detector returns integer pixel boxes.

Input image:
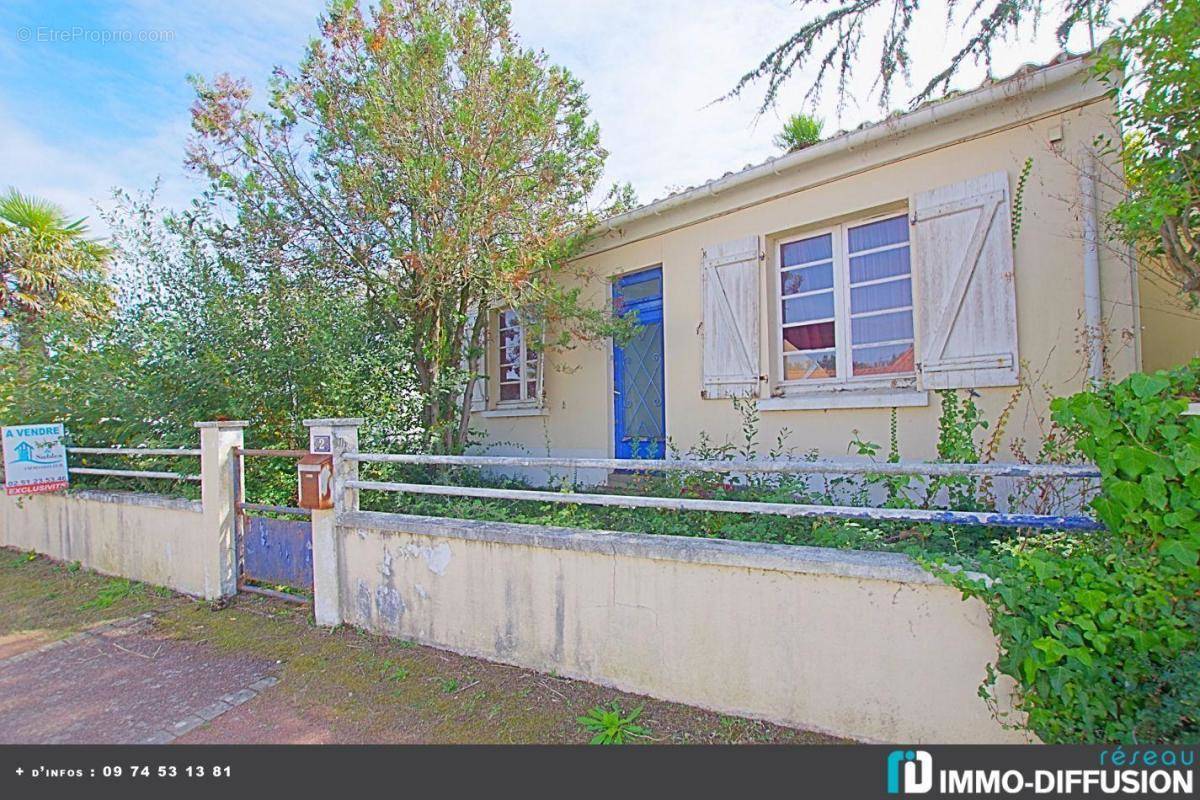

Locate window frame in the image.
[773,210,917,394]
[493,308,543,409]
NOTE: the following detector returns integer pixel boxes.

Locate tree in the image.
[186,0,632,452]
[725,0,1125,112]
[1097,0,1200,306]
[0,188,112,351]
[0,189,424,503]
[773,113,824,152]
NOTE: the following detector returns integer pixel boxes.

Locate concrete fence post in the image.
[194,420,247,600]
[303,417,363,626]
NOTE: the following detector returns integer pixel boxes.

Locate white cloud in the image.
[0,0,1148,226]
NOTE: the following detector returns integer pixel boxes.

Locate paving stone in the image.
[0,626,273,744]
[220,688,257,707]
[196,701,232,721]
[171,715,204,736]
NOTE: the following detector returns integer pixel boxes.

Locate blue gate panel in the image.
[242,516,313,590]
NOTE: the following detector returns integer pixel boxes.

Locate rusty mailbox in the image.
[297,453,334,510]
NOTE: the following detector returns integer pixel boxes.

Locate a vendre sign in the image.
[2,423,69,496]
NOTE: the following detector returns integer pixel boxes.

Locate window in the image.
[778,213,914,386]
[497,309,541,404]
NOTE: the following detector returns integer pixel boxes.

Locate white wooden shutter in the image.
[700,235,761,398]
[912,172,1019,389]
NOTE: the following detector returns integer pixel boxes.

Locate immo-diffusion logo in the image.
[887,749,933,794]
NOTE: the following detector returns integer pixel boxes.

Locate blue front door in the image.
[613,267,666,459]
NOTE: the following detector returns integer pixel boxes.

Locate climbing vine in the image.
[1012,156,1033,248]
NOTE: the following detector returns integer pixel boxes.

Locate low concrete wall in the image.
[335,512,1027,743]
[0,490,215,598]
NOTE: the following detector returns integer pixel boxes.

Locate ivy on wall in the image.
[943,361,1200,742]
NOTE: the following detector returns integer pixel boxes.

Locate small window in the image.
[777,214,914,386]
[497,309,540,404]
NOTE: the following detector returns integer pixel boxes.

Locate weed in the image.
[80,578,144,610]
[439,677,460,694]
[577,701,650,745]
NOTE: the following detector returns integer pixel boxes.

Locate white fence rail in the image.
[346,452,1101,479]
[66,446,201,483]
[343,452,1105,531]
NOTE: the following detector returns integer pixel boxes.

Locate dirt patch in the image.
[0,547,846,745]
[0,630,57,660]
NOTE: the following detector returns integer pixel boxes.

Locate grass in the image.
[0,549,179,639]
[0,546,845,744]
[79,578,145,610]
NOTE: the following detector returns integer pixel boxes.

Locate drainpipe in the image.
[1080,150,1104,383]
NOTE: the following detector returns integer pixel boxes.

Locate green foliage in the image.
[931,389,989,511]
[375,389,1001,558]
[382,661,410,682]
[0,188,112,352]
[1097,0,1200,304]
[577,702,649,745]
[773,113,823,152]
[81,578,145,610]
[1130,642,1200,744]
[1011,157,1033,248]
[0,190,423,504]
[1053,362,1199,559]
[943,361,1200,742]
[187,0,634,452]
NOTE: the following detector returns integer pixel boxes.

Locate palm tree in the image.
[0,189,112,351]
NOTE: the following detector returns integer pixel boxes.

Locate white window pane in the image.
[783,350,836,381]
[851,278,912,314]
[853,342,915,376]
[847,215,908,253]
[782,291,835,324]
[851,309,914,345]
[781,261,834,295]
[849,246,910,283]
[781,233,832,267]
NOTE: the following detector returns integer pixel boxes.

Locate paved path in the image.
[0,615,278,744]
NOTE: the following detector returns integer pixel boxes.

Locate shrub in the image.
[944,361,1200,742]
[773,113,823,152]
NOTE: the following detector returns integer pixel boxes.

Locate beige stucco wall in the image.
[336,511,1029,743]
[0,490,214,597]
[475,70,1146,467]
[1137,266,1200,372]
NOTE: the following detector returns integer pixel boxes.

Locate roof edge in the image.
[600,55,1100,234]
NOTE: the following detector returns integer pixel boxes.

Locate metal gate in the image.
[233,448,313,601]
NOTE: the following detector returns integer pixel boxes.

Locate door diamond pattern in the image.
[622,320,665,440]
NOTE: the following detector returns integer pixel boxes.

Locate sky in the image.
[0,0,1144,235]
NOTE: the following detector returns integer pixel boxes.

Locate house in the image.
[470,54,1200,475]
[12,441,34,463]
